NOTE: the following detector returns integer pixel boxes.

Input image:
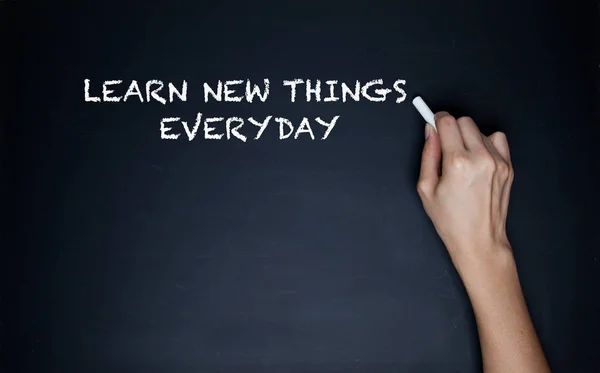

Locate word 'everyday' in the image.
[160,114,339,141]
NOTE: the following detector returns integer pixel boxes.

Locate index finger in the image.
[435,112,465,154]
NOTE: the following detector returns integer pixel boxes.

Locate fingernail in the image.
[434,111,450,121]
[425,123,431,139]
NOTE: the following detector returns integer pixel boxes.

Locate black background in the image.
[4,1,600,372]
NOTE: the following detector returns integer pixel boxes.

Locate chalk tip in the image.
[411,95,437,132]
[412,96,424,105]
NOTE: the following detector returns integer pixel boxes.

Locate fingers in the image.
[417,123,441,198]
[456,116,485,151]
[482,133,514,225]
[484,132,512,185]
[435,112,465,153]
[488,132,514,221]
[488,131,511,164]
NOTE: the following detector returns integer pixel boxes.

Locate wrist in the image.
[451,242,517,290]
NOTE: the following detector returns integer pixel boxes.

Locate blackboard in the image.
[5,1,600,372]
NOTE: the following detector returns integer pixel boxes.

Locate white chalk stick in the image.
[412,96,437,132]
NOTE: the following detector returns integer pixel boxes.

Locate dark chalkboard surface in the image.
[5,1,600,372]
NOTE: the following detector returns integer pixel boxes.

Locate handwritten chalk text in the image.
[83,78,408,140]
[160,114,339,141]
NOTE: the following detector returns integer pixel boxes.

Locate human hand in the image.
[416,112,550,373]
[416,112,514,269]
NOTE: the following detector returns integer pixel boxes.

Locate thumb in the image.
[417,123,441,198]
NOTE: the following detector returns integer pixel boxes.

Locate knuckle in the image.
[496,161,510,179]
[477,153,496,172]
[492,131,507,142]
[447,152,470,170]
[416,180,431,196]
[495,131,507,139]
[457,116,474,125]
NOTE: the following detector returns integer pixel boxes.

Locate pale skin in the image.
[417,112,550,373]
